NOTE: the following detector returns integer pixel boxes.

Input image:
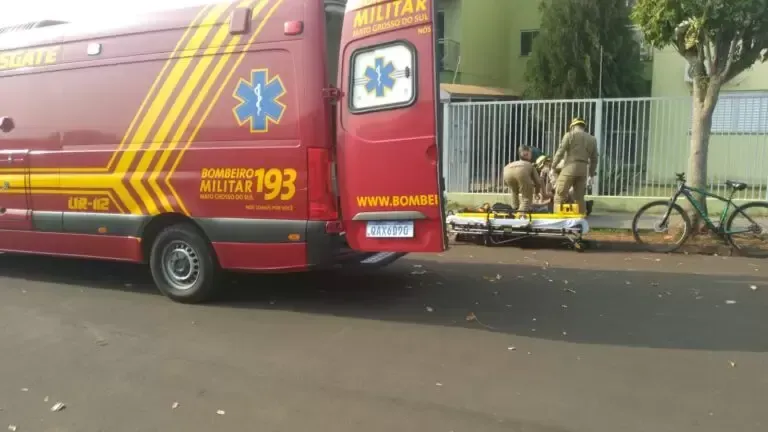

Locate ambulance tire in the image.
[149,223,219,304]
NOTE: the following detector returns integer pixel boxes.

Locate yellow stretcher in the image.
[446,204,591,251]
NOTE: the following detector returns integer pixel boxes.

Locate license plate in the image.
[365,221,414,238]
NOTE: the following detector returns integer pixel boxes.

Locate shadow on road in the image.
[0,250,766,353]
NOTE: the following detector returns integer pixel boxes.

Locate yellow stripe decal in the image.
[167,0,284,215]
[0,5,212,174]
[121,2,232,215]
[146,0,258,213]
[54,5,231,215]
[106,4,214,173]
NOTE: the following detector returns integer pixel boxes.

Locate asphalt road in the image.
[0,245,767,432]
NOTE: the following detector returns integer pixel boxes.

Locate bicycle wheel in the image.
[632,200,692,253]
[725,201,768,257]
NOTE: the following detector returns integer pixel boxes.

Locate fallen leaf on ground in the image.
[496,274,502,280]
[729,361,736,368]
[411,270,427,275]
[8,425,17,431]
[750,285,758,291]
[50,402,65,412]
[562,331,568,336]
[625,281,631,285]
[561,304,568,309]
[564,288,576,294]
[507,346,516,351]
[20,388,28,392]
[725,300,737,305]
[172,402,180,409]
[412,264,423,268]
[216,410,226,415]
[435,382,443,387]
[425,306,434,312]
[465,312,476,322]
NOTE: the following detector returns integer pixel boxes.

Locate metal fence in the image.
[443,96,768,201]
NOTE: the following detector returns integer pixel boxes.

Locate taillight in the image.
[307,147,338,221]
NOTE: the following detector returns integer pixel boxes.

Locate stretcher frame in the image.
[446,205,591,251]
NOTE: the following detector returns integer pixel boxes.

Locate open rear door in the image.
[335,0,446,253]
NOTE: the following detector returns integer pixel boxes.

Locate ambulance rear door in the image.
[335,0,447,253]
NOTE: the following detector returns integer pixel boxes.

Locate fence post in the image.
[442,102,451,192]
[593,99,603,196]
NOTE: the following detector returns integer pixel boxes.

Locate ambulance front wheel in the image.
[149,223,219,304]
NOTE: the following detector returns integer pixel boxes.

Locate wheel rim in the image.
[633,204,689,251]
[728,205,768,256]
[161,240,201,290]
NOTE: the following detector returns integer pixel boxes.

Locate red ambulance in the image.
[0,0,447,302]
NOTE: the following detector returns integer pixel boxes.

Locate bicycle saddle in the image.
[725,180,748,191]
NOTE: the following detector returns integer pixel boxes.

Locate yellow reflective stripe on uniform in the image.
[167,0,285,215]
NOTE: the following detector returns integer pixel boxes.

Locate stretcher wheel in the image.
[572,240,588,252]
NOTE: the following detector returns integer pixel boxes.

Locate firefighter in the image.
[551,118,598,214]
[503,157,542,212]
[533,155,555,211]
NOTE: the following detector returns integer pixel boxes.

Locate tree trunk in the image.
[687,78,720,233]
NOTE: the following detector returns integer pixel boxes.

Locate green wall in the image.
[647,47,768,187]
[439,0,541,92]
[440,0,653,94]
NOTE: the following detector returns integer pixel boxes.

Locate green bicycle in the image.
[631,172,768,256]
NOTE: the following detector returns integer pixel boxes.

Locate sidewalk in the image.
[588,212,636,230]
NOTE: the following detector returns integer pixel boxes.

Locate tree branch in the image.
[704,39,714,74]
[724,39,768,83]
[721,34,741,79]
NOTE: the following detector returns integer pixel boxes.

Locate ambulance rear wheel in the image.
[149,223,219,304]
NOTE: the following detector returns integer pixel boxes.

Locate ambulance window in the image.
[324,2,343,86]
[349,42,416,113]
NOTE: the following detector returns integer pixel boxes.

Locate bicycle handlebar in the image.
[675,172,686,183]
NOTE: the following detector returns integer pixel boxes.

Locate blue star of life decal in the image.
[233,68,286,133]
[364,57,396,98]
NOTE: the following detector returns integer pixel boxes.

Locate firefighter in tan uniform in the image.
[551,118,599,214]
[503,158,542,212]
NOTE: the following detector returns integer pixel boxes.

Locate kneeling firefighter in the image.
[503,156,542,212]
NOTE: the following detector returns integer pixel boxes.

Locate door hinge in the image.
[323,87,344,104]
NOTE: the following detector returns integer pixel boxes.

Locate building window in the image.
[694,91,768,134]
[350,42,416,113]
[520,30,539,56]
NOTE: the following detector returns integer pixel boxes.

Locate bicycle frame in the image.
[669,182,746,234]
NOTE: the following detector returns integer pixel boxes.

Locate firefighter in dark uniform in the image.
[551,118,599,214]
